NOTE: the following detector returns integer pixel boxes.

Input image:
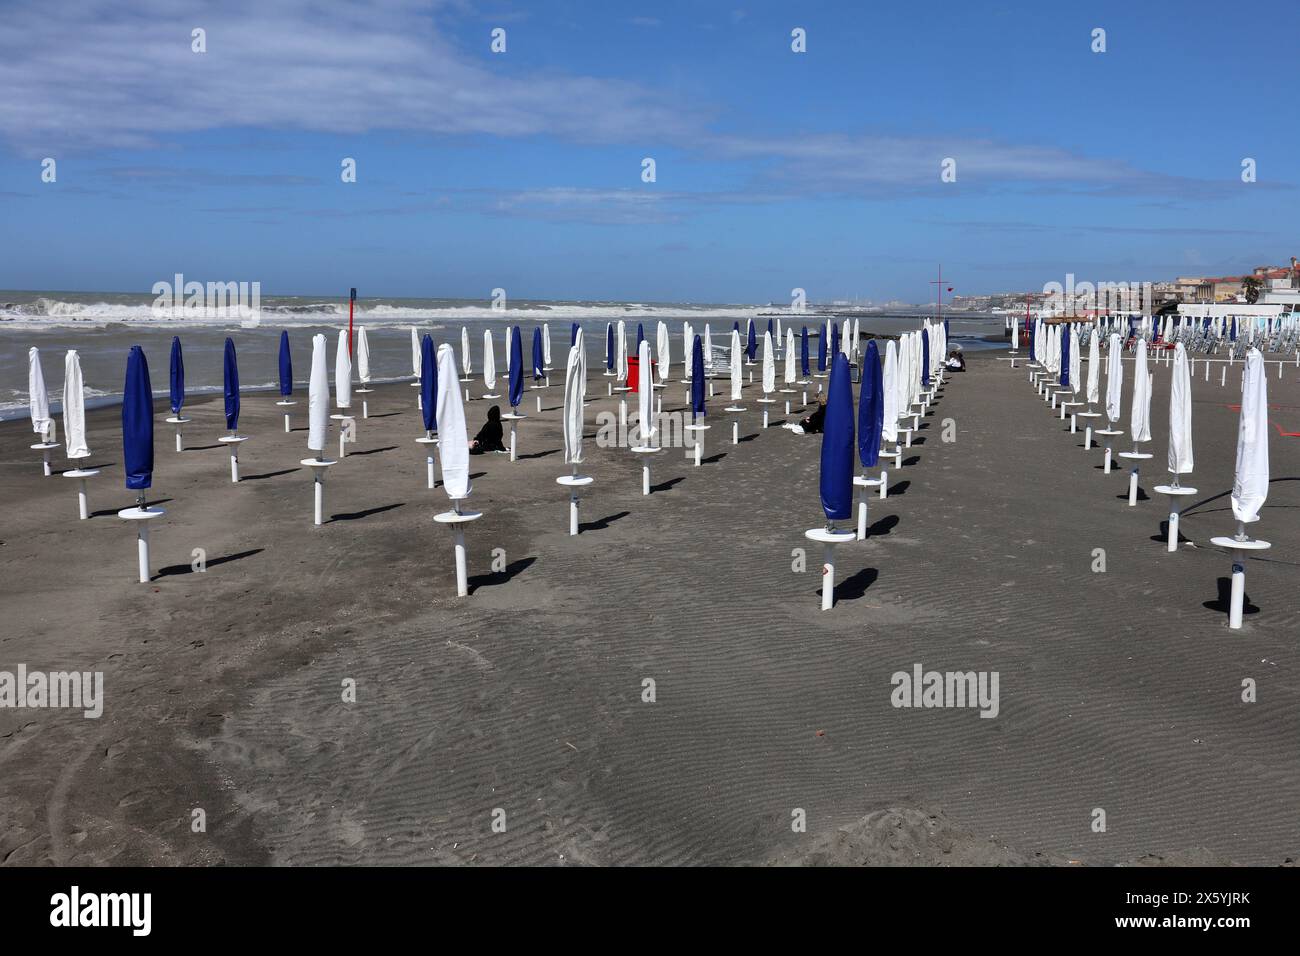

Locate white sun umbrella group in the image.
[28,347,59,475]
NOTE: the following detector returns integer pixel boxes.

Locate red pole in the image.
[348,287,356,357]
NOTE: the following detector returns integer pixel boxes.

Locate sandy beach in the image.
[1,349,1297,866]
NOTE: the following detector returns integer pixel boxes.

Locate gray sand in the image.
[1,350,1297,865]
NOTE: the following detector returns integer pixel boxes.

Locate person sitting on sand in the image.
[783,393,827,435]
[469,405,507,454]
[946,349,965,371]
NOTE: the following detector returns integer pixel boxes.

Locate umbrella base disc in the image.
[1209,536,1271,551]
[434,510,482,525]
[805,528,856,544]
[1153,485,1197,496]
[165,416,192,424]
[557,475,593,487]
[1117,452,1153,460]
[63,468,100,479]
[854,475,882,487]
[218,435,249,444]
[118,506,165,520]
[630,446,661,455]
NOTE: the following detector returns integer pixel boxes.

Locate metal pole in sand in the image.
[630,444,660,495]
[1076,407,1102,450]
[685,421,709,466]
[1153,474,1197,553]
[166,414,192,450]
[355,386,372,419]
[330,414,353,459]
[301,457,336,525]
[556,464,593,535]
[1210,520,1270,629]
[434,496,483,597]
[32,440,60,477]
[806,524,856,610]
[501,411,525,462]
[416,432,438,489]
[218,433,250,482]
[1118,441,1152,506]
[118,496,164,583]
[1097,424,1123,474]
[725,404,745,444]
[62,467,99,520]
[853,470,886,538]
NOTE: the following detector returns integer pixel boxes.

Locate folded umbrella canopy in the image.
[171,335,187,413]
[605,322,615,371]
[852,317,861,363]
[570,322,579,347]
[729,329,743,401]
[64,350,90,460]
[682,322,692,378]
[801,327,810,377]
[1069,325,1082,396]
[1105,332,1123,424]
[637,339,655,443]
[921,326,931,388]
[462,326,472,375]
[858,340,883,468]
[817,323,827,372]
[830,322,840,360]
[122,345,154,491]
[1168,342,1193,476]
[1231,349,1269,524]
[28,347,53,440]
[223,337,241,430]
[421,334,437,433]
[564,331,586,465]
[1059,323,1071,389]
[509,326,524,408]
[746,319,757,362]
[483,329,497,391]
[1130,338,1152,442]
[410,327,421,379]
[356,327,371,384]
[334,329,352,409]
[636,322,645,354]
[276,331,291,398]
[820,353,854,522]
[532,327,545,381]
[436,344,470,499]
[307,333,329,453]
[762,331,776,395]
[882,339,899,445]
[657,321,670,382]
[784,329,796,384]
[703,325,712,367]
[1086,329,1100,405]
[616,320,628,381]
[691,335,706,416]
[542,323,552,368]
[1028,321,1036,362]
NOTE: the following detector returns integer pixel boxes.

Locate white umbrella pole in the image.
[857,484,869,540]
[119,501,164,583]
[220,435,249,483]
[77,476,89,519]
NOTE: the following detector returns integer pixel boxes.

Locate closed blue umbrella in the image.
[636,323,645,353]
[420,334,437,433]
[820,353,854,522]
[944,318,950,347]
[691,335,706,416]
[732,320,740,337]
[818,323,827,371]
[606,323,615,370]
[278,330,293,397]
[1029,322,1036,362]
[921,329,931,387]
[1060,323,1071,388]
[571,321,579,347]
[122,345,154,492]
[830,321,841,358]
[801,326,810,377]
[169,336,185,415]
[532,327,545,380]
[767,318,774,343]
[509,326,524,408]
[857,341,883,468]
[1230,317,1237,342]
[746,321,756,362]
[223,337,240,431]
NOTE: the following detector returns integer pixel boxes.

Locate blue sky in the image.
[1,0,1296,303]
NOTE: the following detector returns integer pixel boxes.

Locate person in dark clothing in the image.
[946,349,966,371]
[799,393,827,434]
[470,405,507,454]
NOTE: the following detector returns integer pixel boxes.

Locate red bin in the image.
[627,355,640,391]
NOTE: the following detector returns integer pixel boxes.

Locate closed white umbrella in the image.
[482,329,498,395]
[882,339,899,447]
[410,327,420,379]
[682,322,693,380]
[1231,348,1269,525]
[1069,326,1081,396]
[616,320,628,381]
[657,321,670,382]
[703,325,712,369]
[432,342,480,597]
[334,329,352,410]
[28,347,54,441]
[1105,333,1123,424]
[1167,342,1193,476]
[1130,338,1151,443]
[461,326,472,376]
[302,333,335,525]
[542,323,552,368]
[852,317,861,362]
[758,330,776,427]
[63,350,89,460]
[503,328,511,371]
[1086,330,1101,405]
[729,330,743,401]
[1011,315,1019,352]
[637,339,654,443]
[356,327,371,383]
[558,331,591,535]
[784,329,796,384]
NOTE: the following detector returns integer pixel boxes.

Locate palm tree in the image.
[1242,275,1262,304]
